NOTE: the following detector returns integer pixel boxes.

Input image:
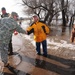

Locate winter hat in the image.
[11,12,18,17]
[1,7,6,10]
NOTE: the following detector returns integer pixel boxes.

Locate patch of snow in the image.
[47,39,75,50]
[24,35,75,50]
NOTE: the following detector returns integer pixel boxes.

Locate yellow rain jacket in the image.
[27,21,50,42]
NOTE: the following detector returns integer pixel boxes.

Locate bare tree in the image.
[61,0,66,26]
[21,0,69,25]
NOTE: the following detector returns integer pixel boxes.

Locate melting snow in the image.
[12,21,75,51]
[24,35,75,50]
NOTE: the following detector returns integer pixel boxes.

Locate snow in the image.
[12,22,75,50]
[20,21,75,51]
[47,39,75,50]
[23,34,75,50]
[24,35,35,46]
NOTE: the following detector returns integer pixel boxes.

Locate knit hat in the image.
[1,7,6,10]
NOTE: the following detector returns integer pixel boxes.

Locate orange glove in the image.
[14,30,18,35]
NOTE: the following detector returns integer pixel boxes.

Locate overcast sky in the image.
[0,0,25,17]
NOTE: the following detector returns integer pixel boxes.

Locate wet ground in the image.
[0,25,75,75]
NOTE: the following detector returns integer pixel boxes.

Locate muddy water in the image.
[50,26,71,39]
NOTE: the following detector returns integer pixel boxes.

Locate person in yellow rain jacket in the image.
[26,15,50,57]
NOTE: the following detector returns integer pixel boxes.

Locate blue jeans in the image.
[36,40,47,55]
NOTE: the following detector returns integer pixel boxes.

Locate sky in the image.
[0,0,25,17]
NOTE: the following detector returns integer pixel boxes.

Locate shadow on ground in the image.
[47,54,75,67]
[22,54,75,75]
[3,54,75,75]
